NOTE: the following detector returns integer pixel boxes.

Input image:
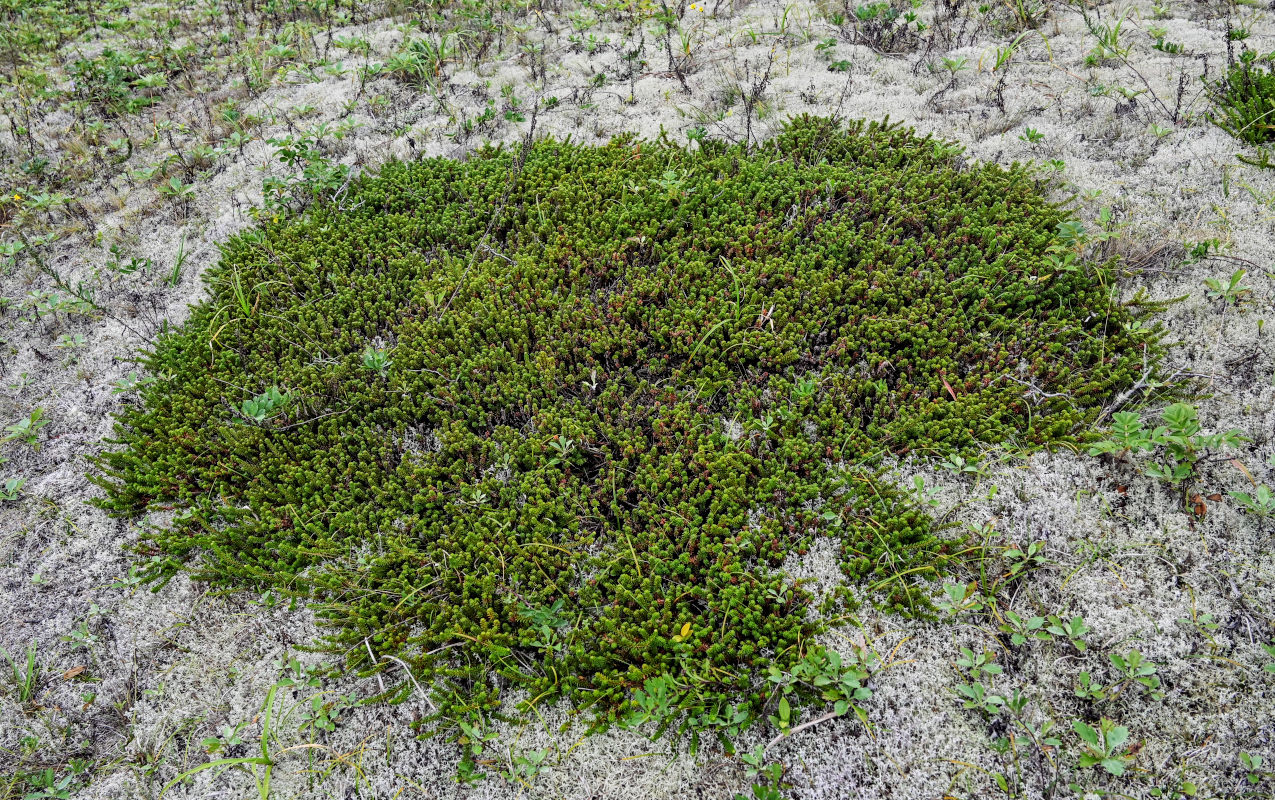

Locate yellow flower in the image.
[12,194,19,201]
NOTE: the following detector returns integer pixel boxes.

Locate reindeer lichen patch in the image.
[93,117,1157,737]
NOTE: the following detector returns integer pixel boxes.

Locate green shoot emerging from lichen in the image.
[92,116,1159,742]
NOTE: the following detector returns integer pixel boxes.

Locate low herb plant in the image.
[5,408,48,448]
[93,117,1159,753]
[1231,485,1275,518]
[1242,751,1273,786]
[1072,717,1134,777]
[1202,268,1250,306]
[0,476,25,502]
[736,745,788,800]
[1089,403,1244,507]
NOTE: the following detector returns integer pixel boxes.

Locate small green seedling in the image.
[1260,643,1275,673]
[955,681,1004,716]
[169,233,189,286]
[1019,126,1045,143]
[1178,609,1221,649]
[299,693,351,734]
[1073,717,1134,776]
[361,346,392,376]
[740,745,783,783]
[0,476,25,501]
[1003,541,1050,580]
[1203,268,1249,305]
[1,240,25,272]
[275,656,324,689]
[1184,238,1221,264]
[955,646,1003,679]
[19,769,74,799]
[1145,404,1244,486]
[202,723,246,754]
[107,253,151,274]
[1146,770,1198,798]
[160,682,286,799]
[939,453,984,477]
[1230,485,1275,517]
[764,645,873,729]
[62,620,98,650]
[939,581,986,616]
[999,610,1048,646]
[768,694,797,735]
[1088,411,1155,459]
[521,599,571,654]
[455,719,500,786]
[501,746,551,785]
[544,436,576,468]
[159,177,196,202]
[1242,752,1273,785]
[736,745,786,800]
[239,387,290,424]
[795,645,873,717]
[910,475,941,508]
[1045,614,1090,651]
[5,409,48,448]
[1074,671,1107,701]
[1109,649,1164,700]
[620,675,679,732]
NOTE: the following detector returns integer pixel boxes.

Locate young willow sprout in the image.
[92,116,1161,743]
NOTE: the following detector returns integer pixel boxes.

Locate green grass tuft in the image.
[91,115,1160,743]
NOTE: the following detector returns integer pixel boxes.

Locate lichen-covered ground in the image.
[1,0,1274,798]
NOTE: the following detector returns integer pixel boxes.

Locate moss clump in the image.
[93,116,1155,736]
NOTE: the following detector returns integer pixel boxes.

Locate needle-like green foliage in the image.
[92,116,1158,735]
[1208,53,1275,146]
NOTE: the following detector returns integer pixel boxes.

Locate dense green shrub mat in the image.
[1208,54,1275,147]
[94,117,1154,733]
